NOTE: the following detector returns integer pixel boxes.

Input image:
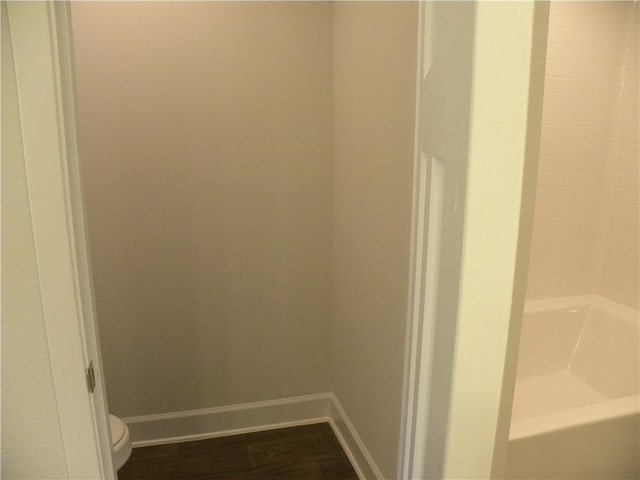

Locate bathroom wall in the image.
[73,4,419,475]
[1,6,69,478]
[332,3,418,478]
[600,2,639,309]
[72,2,333,417]
[527,2,639,309]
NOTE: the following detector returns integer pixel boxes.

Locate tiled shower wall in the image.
[600,3,639,309]
[527,2,639,309]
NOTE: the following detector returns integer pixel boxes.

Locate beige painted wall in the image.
[73,4,419,474]
[332,3,418,478]
[1,6,68,478]
[72,2,333,417]
[527,2,639,309]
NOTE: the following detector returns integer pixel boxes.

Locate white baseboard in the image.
[122,392,383,480]
[328,394,384,480]
[123,392,332,447]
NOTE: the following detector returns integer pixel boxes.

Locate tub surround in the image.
[514,4,640,474]
[507,295,639,478]
[527,1,639,310]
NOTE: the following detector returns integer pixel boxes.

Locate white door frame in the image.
[399,2,550,478]
[398,2,476,478]
[7,2,115,478]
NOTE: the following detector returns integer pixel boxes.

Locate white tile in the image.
[529,1,638,307]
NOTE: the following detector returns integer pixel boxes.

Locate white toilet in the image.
[109,414,132,471]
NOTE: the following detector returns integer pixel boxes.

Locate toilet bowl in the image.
[109,414,132,471]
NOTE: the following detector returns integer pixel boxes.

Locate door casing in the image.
[6,2,115,478]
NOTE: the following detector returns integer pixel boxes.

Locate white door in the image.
[400,2,548,479]
[6,2,115,478]
[401,3,475,479]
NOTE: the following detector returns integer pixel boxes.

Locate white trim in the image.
[443,3,541,477]
[6,2,114,478]
[125,392,330,426]
[399,3,477,478]
[328,395,384,480]
[50,2,116,475]
[124,393,333,446]
[398,2,427,477]
[131,419,330,449]
[121,393,383,480]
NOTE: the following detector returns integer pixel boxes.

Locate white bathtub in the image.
[506,296,640,479]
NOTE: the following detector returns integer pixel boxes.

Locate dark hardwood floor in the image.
[118,422,359,480]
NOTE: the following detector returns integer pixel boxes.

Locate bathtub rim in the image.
[524,295,638,327]
[509,393,639,441]
[511,294,639,441]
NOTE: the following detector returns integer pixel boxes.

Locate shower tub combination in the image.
[506,296,639,479]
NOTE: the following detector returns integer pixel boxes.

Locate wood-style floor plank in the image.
[118,422,359,480]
